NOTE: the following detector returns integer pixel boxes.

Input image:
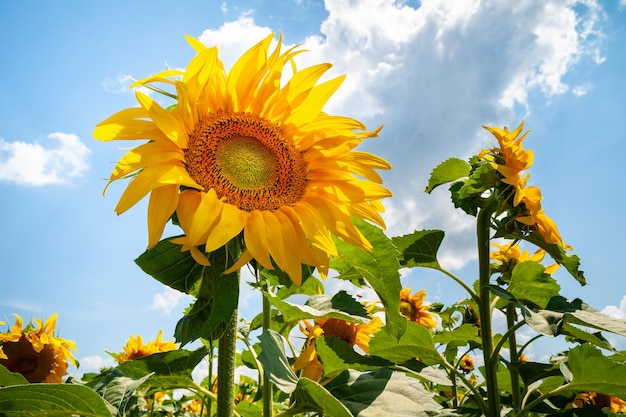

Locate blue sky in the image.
[1,0,625,374]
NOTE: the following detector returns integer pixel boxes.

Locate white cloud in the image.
[193,0,605,268]
[0,133,91,186]
[79,355,115,373]
[602,296,626,319]
[151,287,190,315]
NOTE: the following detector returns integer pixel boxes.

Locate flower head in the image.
[293,316,382,381]
[113,330,177,363]
[491,241,559,275]
[94,34,392,284]
[459,355,475,373]
[0,314,76,383]
[399,288,437,329]
[481,121,570,250]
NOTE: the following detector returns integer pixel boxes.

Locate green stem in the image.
[261,271,273,417]
[477,203,500,417]
[436,267,480,304]
[217,301,239,417]
[506,304,522,409]
[516,385,569,417]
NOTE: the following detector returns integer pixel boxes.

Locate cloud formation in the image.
[194,0,605,269]
[602,296,626,320]
[0,133,91,186]
[151,287,190,315]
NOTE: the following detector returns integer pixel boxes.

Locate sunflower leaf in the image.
[393,229,445,269]
[369,321,443,366]
[135,237,204,295]
[315,336,393,378]
[325,368,450,417]
[425,157,471,194]
[563,344,626,397]
[507,261,561,309]
[292,377,353,417]
[0,383,112,417]
[86,368,151,415]
[257,330,298,394]
[331,218,406,340]
[0,364,28,386]
[265,292,369,324]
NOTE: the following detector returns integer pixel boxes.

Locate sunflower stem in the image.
[477,202,500,417]
[260,270,273,417]
[217,277,239,417]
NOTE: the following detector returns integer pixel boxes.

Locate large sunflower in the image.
[0,314,76,383]
[94,34,391,284]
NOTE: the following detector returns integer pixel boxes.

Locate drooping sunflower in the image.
[399,288,437,329]
[94,34,392,285]
[480,121,569,249]
[293,316,382,381]
[0,314,76,383]
[112,329,177,363]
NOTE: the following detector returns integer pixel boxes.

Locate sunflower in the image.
[491,241,559,275]
[399,288,437,329]
[480,121,569,250]
[566,392,626,413]
[293,316,382,381]
[113,329,177,363]
[459,355,474,373]
[0,314,76,383]
[94,34,391,285]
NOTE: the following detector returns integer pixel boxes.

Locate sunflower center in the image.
[185,112,307,211]
[0,335,56,383]
[320,319,358,346]
[399,301,415,318]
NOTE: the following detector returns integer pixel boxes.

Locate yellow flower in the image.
[399,288,437,329]
[293,316,382,381]
[481,121,570,250]
[565,392,626,413]
[94,34,391,285]
[0,314,76,383]
[182,398,206,414]
[491,241,559,274]
[459,355,474,373]
[113,330,177,363]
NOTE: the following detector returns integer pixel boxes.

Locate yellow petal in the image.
[243,211,274,270]
[135,91,188,147]
[224,249,254,275]
[147,185,179,248]
[204,202,248,253]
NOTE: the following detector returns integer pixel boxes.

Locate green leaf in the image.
[326,368,448,417]
[331,218,406,341]
[393,229,445,269]
[432,324,481,346]
[292,377,352,417]
[235,400,263,417]
[369,321,443,366]
[257,330,298,394]
[315,336,393,378]
[0,364,28,386]
[520,307,564,336]
[507,261,561,309]
[87,369,151,415]
[507,231,586,285]
[425,157,471,194]
[450,164,493,216]
[265,292,369,324]
[565,344,626,397]
[561,323,615,351]
[135,237,203,295]
[174,246,240,344]
[0,384,112,417]
[115,347,210,388]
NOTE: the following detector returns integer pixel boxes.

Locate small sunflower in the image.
[491,241,559,275]
[113,330,177,363]
[0,314,76,383]
[293,316,382,381]
[459,355,475,373]
[94,34,391,285]
[480,121,569,250]
[399,288,437,329]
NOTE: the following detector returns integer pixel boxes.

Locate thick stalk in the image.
[261,272,273,417]
[217,305,238,417]
[506,304,522,408]
[477,204,500,416]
